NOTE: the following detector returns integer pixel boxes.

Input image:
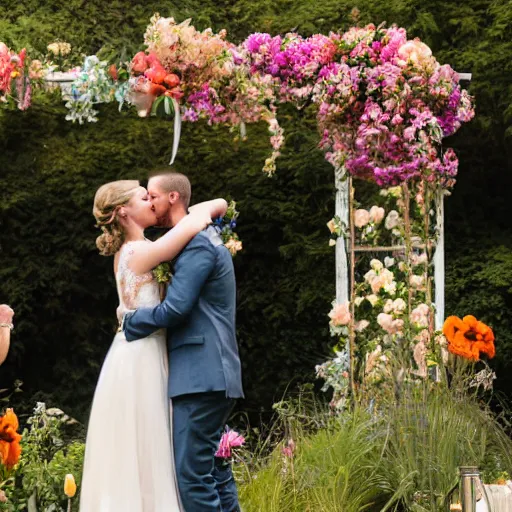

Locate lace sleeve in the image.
[117,242,155,310]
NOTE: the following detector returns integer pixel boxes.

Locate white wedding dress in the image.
[80,241,182,511]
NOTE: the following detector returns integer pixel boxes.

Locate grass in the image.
[237,382,512,511]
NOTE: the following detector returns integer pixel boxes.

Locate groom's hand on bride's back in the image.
[118,306,135,333]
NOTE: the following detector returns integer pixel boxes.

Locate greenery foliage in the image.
[1,403,85,511]
[238,383,512,511]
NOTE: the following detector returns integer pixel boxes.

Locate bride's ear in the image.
[118,206,128,219]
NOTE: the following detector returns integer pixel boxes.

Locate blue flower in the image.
[230,220,237,229]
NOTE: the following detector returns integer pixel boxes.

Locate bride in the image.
[79,180,227,511]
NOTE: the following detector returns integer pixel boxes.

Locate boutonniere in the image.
[153,262,173,284]
[215,200,243,257]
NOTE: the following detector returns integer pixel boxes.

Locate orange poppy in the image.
[443,315,495,361]
[0,409,22,469]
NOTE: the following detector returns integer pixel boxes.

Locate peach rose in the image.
[355,319,370,332]
[108,64,118,81]
[410,304,430,326]
[383,299,394,314]
[370,268,394,294]
[377,313,404,335]
[377,313,393,331]
[28,59,44,80]
[326,219,336,234]
[410,275,425,288]
[354,209,370,228]
[364,269,377,284]
[392,298,407,314]
[225,238,242,256]
[397,39,433,67]
[369,206,385,224]
[328,302,351,326]
[411,252,428,266]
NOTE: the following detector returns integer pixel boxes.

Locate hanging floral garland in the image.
[3,16,474,186]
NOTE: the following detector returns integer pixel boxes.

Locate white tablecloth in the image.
[475,484,512,512]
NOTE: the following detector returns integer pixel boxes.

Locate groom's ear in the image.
[168,191,180,205]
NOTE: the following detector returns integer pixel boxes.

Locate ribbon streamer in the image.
[169,97,182,165]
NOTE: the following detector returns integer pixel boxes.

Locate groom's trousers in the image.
[173,391,237,512]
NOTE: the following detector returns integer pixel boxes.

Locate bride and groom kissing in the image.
[79,170,244,512]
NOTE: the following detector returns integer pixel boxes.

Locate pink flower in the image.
[369,206,385,224]
[215,429,245,458]
[377,313,404,335]
[410,304,430,326]
[355,319,370,332]
[328,302,351,326]
[377,313,393,332]
[354,209,370,228]
[409,275,425,288]
[131,51,149,74]
[282,438,296,458]
[411,252,428,266]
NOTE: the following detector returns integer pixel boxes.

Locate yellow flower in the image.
[224,237,242,256]
[64,474,77,498]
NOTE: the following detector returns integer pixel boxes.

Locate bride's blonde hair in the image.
[93,180,140,256]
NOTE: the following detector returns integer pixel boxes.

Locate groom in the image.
[123,170,244,512]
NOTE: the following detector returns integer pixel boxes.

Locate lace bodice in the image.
[116,241,161,310]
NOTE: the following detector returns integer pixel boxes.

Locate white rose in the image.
[384,281,397,295]
[366,294,379,306]
[370,259,384,271]
[364,269,377,284]
[384,256,395,267]
[385,210,400,230]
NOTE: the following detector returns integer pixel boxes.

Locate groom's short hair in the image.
[148,169,192,208]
